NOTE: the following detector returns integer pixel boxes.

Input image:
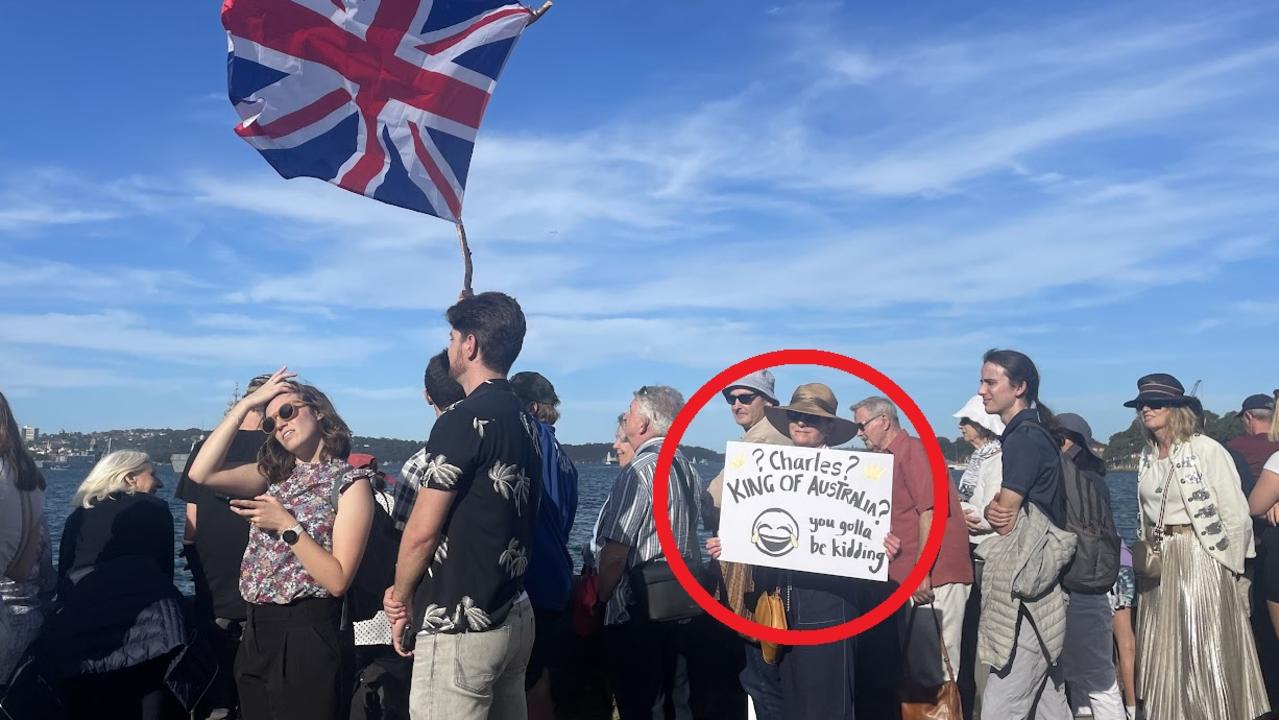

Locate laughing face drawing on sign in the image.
[717,383,902,581]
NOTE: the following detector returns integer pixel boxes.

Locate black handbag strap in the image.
[902,603,956,684]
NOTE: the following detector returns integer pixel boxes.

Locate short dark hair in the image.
[424,350,465,408]
[446,291,526,374]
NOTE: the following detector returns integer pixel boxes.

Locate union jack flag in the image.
[223,0,534,222]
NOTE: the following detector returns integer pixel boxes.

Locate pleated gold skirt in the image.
[1135,530,1269,720]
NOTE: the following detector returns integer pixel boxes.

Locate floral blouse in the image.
[239,459,366,605]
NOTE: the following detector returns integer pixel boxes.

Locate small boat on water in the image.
[603,451,616,465]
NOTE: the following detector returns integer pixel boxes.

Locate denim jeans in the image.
[409,596,535,720]
[739,643,783,720]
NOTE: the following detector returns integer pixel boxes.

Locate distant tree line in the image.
[39,409,1248,474]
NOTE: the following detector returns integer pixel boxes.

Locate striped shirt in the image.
[596,436,702,626]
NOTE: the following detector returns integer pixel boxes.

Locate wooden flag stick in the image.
[455,221,474,298]
[527,1,552,26]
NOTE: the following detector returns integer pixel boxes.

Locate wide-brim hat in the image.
[1121,373,1195,409]
[952,395,1006,436]
[765,383,860,447]
[721,369,779,405]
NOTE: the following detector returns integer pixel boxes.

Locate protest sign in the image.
[718,441,894,581]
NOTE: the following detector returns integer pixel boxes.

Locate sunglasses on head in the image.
[725,391,760,406]
[261,401,306,434]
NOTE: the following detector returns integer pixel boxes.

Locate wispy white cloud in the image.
[0,311,378,367]
[0,353,138,391]
[0,260,206,303]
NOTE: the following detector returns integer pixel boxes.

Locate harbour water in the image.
[40,461,1142,595]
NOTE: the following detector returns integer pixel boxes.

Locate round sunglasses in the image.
[261,401,307,434]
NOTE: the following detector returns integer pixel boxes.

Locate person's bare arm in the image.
[183,503,197,543]
[1248,470,1279,520]
[385,486,456,655]
[985,488,1025,535]
[914,509,935,603]
[392,487,455,603]
[189,367,295,496]
[230,477,375,595]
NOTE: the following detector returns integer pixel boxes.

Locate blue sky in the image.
[2,1,1277,450]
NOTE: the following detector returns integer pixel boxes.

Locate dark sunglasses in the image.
[725,392,760,406]
[1138,401,1172,410]
[261,401,306,434]
[787,411,828,425]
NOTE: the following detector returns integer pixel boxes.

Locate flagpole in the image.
[455,221,475,298]
[527,1,552,26]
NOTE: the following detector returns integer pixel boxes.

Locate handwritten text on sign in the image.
[718,441,894,581]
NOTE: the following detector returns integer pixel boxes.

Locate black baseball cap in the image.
[1242,394,1275,413]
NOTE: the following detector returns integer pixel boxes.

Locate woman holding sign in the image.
[711,383,900,720]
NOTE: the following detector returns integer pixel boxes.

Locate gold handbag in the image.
[1133,462,1175,580]
[753,587,787,664]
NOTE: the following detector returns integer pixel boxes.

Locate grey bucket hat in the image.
[721,369,779,405]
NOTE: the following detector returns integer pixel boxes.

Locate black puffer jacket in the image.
[42,553,188,679]
[35,492,213,709]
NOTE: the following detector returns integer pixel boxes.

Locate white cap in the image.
[952,395,1006,436]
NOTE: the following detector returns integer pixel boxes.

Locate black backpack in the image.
[346,489,402,622]
[1058,451,1121,594]
[331,471,402,623]
[1021,419,1121,594]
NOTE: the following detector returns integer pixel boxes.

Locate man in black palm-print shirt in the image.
[386,291,542,720]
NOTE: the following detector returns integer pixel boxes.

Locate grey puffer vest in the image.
[974,502,1076,670]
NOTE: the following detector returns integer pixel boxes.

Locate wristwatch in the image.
[281,524,304,546]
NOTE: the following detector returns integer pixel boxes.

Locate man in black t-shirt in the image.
[387,292,543,720]
[176,374,268,720]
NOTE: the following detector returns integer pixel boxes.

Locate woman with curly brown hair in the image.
[188,367,374,720]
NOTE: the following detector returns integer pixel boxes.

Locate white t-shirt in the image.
[1139,456,1193,526]
[1264,450,1279,476]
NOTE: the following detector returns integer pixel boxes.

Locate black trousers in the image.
[192,617,244,720]
[236,598,353,720]
[62,654,183,720]
[349,645,412,720]
[604,615,689,720]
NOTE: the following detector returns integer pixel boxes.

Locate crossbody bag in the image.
[1132,461,1176,580]
[627,449,709,623]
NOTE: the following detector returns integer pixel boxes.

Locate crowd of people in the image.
[1,294,1277,720]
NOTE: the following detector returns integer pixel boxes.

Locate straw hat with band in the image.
[765,383,860,447]
[1121,373,1196,409]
